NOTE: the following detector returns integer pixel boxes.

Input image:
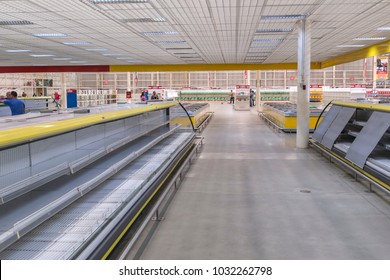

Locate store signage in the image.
[351,84,366,88]
[148,86,163,89]
[310,84,323,88]
[236,85,250,89]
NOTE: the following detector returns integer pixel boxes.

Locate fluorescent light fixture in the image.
[183,60,204,62]
[143,31,178,36]
[166,47,192,50]
[33,33,67,37]
[353,37,386,40]
[337,45,365,48]
[378,27,390,31]
[85,48,108,51]
[250,45,277,49]
[256,28,294,33]
[69,61,87,64]
[5,49,31,53]
[261,15,305,20]
[0,20,33,25]
[102,53,122,56]
[29,54,55,57]
[64,42,91,45]
[92,0,148,3]
[53,58,72,60]
[252,38,284,43]
[246,55,267,58]
[155,40,186,44]
[127,60,144,63]
[116,57,136,60]
[124,17,165,23]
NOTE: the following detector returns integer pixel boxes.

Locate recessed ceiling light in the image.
[116,57,136,60]
[166,47,193,50]
[102,53,122,56]
[53,58,72,60]
[179,56,201,58]
[33,33,67,37]
[261,15,305,20]
[378,27,390,31]
[0,20,33,25]
[123,17,165,23]
[246,55,268,58]
[127,60,144,63]
[155,40,186,44]
[353,37,386,40]
[85,48,108,51]
[250,46,277,49]
[5,50,31,53]
[252,38,284,43]
[92,0,148,3]
[143,31,178,36]
[64,42,91,45]
[256,28,294,33]
[337,45,365,48]
[30,54,55,57]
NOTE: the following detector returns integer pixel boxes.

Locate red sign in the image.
[290,76,295,80]
[236,85,250,89]
[351,84,366,88]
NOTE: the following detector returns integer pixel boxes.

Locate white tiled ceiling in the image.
[0,0,389,66]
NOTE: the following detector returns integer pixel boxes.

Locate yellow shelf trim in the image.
[0,102,176,149]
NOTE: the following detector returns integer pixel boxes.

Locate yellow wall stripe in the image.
[321,39,390,69]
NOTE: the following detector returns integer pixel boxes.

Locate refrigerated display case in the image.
[311,100,390,192]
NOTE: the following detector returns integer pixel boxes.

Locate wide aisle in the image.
[140,103,390,260]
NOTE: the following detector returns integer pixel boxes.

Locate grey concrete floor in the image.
[140,103,390,260]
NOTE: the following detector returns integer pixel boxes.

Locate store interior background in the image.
[1,57,388,105]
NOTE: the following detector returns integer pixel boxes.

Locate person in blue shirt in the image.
[0,91,25,115]
[249,90,255,107]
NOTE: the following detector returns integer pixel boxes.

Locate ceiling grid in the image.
[0,0,389,68]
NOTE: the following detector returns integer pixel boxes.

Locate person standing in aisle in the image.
[144,89,149,100]
[0,91,25,115]
[249,90,254,107]
[229,90,235,104]
[151,91,159,100]
[140,91,146,101]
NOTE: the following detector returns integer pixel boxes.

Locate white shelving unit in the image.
[77,89,117,107]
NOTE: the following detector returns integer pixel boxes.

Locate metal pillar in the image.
[296,19,311,148]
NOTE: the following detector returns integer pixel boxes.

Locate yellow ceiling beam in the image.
[110,62,322,72]
[321,40,390,69]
